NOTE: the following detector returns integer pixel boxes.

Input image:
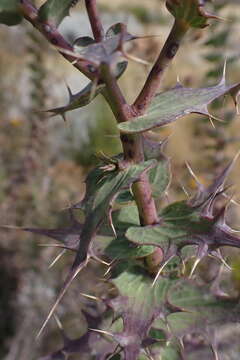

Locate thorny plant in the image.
[2,0,240,359]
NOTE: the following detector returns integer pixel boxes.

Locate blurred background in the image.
[1,0,240,359]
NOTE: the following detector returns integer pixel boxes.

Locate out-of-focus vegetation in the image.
[1,1,240,359]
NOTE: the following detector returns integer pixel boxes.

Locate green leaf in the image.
[115,189,134,204]
[46,61,128,119]
[125,159,240,270]
[74,28,135,66]
[126,222,187,255]
[118,76,240,134]
[105,236,154,260]
[99,205,154,260]
[32,159,156,337]
[160,344,182,360]
[161,200,212,232]
[0,0,22,26]
[166,0,219,29]
[39,0,79,27]
[109,266,173,359]
[70,159,156,264]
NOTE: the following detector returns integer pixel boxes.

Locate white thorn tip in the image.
[48,250,66,269]
[189,257,201,278]
[80,292,100,301]
[89,328,114,337]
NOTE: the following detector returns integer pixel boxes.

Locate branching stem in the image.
[100,63,159,223]
[19,0,98,79]
[20,0,169,270]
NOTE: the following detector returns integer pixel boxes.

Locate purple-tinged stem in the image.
[100,64,159,226]
[132,20,189,115]
[20,0,162,270]
[19,0,98,79]
[85,0,104,42]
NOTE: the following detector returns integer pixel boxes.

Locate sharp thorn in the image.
[91,253,111,266]
[88,328,114,337]
[189,257,201,278]
[152,256,174,287]
[79,292,101,301]
[48,249,66,269]
[36,259,88,339]
[54,314,64,331]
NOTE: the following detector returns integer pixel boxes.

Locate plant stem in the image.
[21,0,162,270]
[20,0,98,79]
[132,19,189,115]
[100,64,159,227]
[85,0,104,42]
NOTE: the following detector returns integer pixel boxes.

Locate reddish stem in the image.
[19,0,98,79]
[20,0,161,269]
[100,64,159,225]
[85,0,104,42]
[132,20,189,115]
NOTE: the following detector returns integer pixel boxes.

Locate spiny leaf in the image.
[46,61,127,119]
[39,0,80,28]
[99,205,154,260]
[72,159,156,264]
[166,280,240,330]
[37,159,156,337]
[166,0,219,29]
[24,210,82,251]
[74,23,136,66]
[39,309,116,360]
[153,281,240,357]
[126,160,240,275]
[0,0,22,26]
[188,152,239,214]
[118,75,240,134]
[108,266,173,360]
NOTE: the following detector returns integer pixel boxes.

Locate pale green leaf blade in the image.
[118,80,240,134]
